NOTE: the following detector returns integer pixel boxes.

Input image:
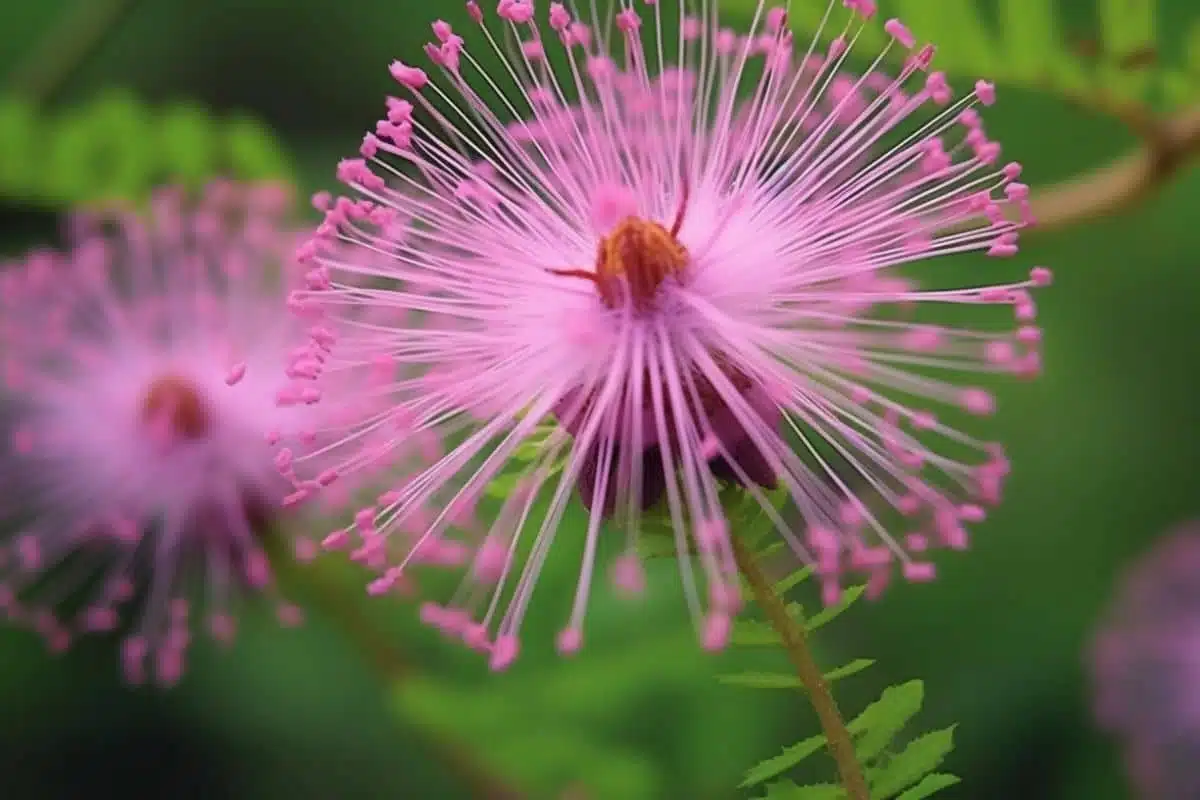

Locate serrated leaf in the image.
[731,600,804,646]
[773,564,813,595]
[823,657,874,682]
[741,733,828,788]
[758,780,845,800]
[848,680,924,762]
[895,772,961,799]
[806,584,864,631]
[869,727,956,798]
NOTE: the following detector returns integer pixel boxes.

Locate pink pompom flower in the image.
[290,0,1048,670]
[0,182,372,687]
[1090,523,1200,799]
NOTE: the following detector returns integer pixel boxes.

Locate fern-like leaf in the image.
[725,525,957,797]
[0,91,294,208]
[722,0,1199,109]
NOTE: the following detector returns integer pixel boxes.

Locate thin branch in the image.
[731,535,869,800]
[5,0,143,104]
[1020,104,1200,232]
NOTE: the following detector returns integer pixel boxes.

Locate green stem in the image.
[6,0,142,104]
[731,536,869,800]
[297,565,527,800]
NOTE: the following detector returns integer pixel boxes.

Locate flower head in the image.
[1090,523,1200,798]
[292,0,1048,669]
[0,182,368,686]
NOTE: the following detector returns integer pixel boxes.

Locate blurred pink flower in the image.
[0,182,372,687]
[1091,523,1200,799]
[288,0,1048,670]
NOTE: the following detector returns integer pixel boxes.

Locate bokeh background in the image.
[0,0,1197,798]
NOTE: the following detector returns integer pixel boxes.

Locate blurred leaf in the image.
[1188,20,1200,74]
[721,671,805,689]
[0,92,294,208]
[0,98,38,195]
[998,0,1059,80]
[892,0,998,74]
[1097,0,1157,98]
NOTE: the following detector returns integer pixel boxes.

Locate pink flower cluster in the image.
[286,0,1050,670]
[0,182,379,685]
[1091,524,1200,799]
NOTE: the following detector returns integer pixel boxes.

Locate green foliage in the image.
[723,495,958,799]
[724,0,1200,108]
[0,91,294,208]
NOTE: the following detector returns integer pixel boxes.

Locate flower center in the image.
[548,183,691,311]
[141,375,211,440]
[593,216,689,310]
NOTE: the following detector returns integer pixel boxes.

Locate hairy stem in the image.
[292,562,527,800]
[5,0,142,104]
[731,536,869,800]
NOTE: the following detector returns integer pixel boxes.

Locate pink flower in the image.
[291,1,1048,670]
[0,182,368,687]
[1090,523,1200,799]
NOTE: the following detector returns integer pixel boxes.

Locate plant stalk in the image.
[731,536,869,800]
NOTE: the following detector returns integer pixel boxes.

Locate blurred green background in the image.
[0,0,1197,798]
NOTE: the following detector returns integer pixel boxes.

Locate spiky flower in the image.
[1090,523,1200,799]
[0,182,371,686]
[291,0,1049,670]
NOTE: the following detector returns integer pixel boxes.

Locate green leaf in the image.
[997,0,1063,81]
[895,773,961,799]
[1097,0,1157,98]
[46,92,153,205]
[822,657,875,682]
[848,680,925,762]
[758,779,845,800]
[1186,20,1200,74]
[159,103,219,189]
[773,564,813,595]
[0,93,294,208]
[484,470,524,498]
[806,584,865,631]
[730,600,807,646]
[1161,70,1198,105]
[719,671,802,690]
[869,727,957,798]
[892,0,998,75]
[0,97,38,195]
[225,116,294,183]
[741,734,828,788]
